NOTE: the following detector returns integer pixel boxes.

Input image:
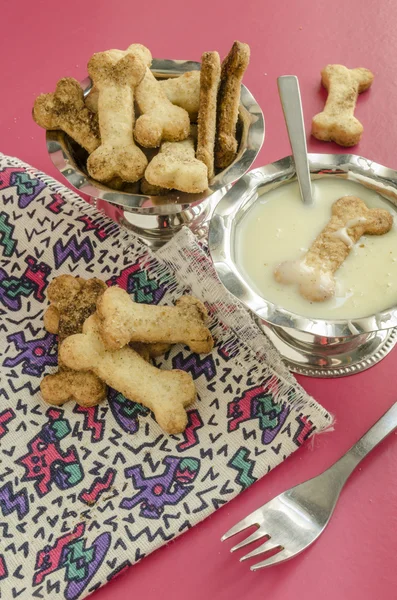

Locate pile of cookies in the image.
[40,275,213,434]
[33,41,250,195]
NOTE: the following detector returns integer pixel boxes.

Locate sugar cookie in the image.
[215,41,250,169]
[97,286,213,353]
[60,315,196,434]
[274,196,393,301]
[134,68,190,148]
[145,134,208,193]
[33,78,100,153]
[40,275,107,406]
[87,53,147,182]
[312,64,374,147]
[197,51,221,180]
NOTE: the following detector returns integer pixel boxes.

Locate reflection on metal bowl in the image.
[209,153,397,377]
[46,58,265,248]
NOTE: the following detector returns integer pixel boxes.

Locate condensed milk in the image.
[235,177,397,319]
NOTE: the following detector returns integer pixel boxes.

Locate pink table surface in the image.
[2,1,397,599]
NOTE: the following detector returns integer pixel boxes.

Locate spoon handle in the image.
[277,75,313,206]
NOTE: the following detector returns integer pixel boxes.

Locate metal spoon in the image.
[277,75,313,205]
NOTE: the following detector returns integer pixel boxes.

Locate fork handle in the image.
[331,402,397,483]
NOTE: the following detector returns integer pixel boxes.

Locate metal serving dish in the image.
[46,58,265,248]
[209,153,397,377]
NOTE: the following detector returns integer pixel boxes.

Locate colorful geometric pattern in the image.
[0,155,332,599]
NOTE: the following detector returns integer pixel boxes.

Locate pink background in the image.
[2,1,397,598]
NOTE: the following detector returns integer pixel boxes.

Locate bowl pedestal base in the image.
[259,322,397,378]
[113,188,227,249]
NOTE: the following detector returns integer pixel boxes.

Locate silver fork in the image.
[222,402,397,570]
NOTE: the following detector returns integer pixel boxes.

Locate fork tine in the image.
[240,540,279,562]
[240,537,284,562]
[221,509,264,542]
[221,518,255,542]
[250,548,291,570]
[231,530,269,553]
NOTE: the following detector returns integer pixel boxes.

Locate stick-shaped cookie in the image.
[144,133,208,193]
[215,41,250,169]
[97,286,213,352]
[60,315,196,434]
[33,78,100,153]
[312,65,374,147]
[40,275,108,406]
[134,68,190,148]
[274,196,393,302]
[197,52,221,180]
[87,53,147,182]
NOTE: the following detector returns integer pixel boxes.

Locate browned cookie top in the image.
[47,275,107,343]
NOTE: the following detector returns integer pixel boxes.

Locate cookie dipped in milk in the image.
[235,178,397,319]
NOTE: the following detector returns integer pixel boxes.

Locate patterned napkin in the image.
[0,153,333,600]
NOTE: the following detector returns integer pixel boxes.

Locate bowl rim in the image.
[208,152,397,338]
[46,57,265,214]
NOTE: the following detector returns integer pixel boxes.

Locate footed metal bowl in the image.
[209,153,397,377]
[46,58,265,248]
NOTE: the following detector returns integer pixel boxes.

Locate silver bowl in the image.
[209,153,397,377]
[46,58,265,248]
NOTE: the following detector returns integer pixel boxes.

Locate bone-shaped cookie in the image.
[103,43,152,66]
[43,279,170,360]
[40,275,108,406]
[33,77,100,153]
[274,196,393,302]
[60,315,196,434]
[312,64,374,147]
[87,53,148,183]
[40,370,107,407]
[144,133,208,193]
[85,43,152,113]
[87,71,200,122]
[159,71,201,121]
[134,67,190,148]
[96,286,214,353]
[45,310,170,359]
